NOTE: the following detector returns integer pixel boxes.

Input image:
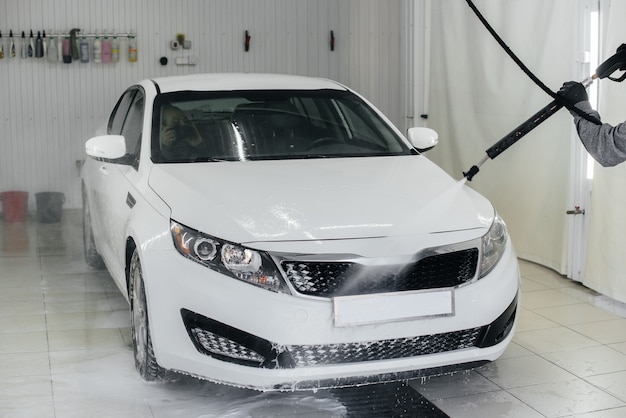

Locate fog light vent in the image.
[191,327,264,363]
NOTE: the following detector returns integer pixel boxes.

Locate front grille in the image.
[281,248,479,297]
[286,327,483,367]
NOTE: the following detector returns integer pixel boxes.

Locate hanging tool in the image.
[462,0,626,181]
[244,30,251,52]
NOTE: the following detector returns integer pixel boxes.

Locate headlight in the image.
[170,221,288,293]
[479,213,508,278]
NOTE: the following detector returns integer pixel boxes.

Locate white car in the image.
[81,73,520,391]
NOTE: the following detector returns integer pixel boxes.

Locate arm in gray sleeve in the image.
[571,101,626,167]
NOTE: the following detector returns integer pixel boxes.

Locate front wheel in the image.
[129,249,167,381]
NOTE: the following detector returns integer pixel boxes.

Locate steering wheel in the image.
[305,137,344,151]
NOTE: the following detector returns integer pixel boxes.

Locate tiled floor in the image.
[2,211,626,417]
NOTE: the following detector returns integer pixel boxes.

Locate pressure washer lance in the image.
[463,45,626,181]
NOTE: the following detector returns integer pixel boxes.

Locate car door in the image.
[88,89,134,245]
[89,87,145,276]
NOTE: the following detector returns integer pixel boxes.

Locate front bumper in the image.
[141,241,520,391]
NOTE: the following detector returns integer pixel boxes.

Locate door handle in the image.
[566,206,585,215]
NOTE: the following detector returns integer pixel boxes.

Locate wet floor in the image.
[2,211,626,417]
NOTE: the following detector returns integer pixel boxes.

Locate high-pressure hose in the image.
[462,76,597,181]
[461,0,626,181]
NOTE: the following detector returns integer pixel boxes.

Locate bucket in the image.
[0,191,29,222]
[35,192,65,223]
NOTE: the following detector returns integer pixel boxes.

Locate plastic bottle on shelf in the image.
[28,30,34,58]
[79,36,90,63]
[128,33,137,62]
[20,31,27,58]
[47,33,57,62]
[62,35,72,63]
[101,33,111,63]
[57,35,63,62]
[110,34,120,63]
[35,31,43,58]
[42,30,47,57]
[9,30,16,58]
[93,34,102,63]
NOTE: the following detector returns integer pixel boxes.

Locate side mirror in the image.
[85,135,127,160]
[407,127,438,152]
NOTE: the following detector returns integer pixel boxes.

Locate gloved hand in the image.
[558,81,588,105]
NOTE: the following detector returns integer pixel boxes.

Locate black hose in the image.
[465,0,600,125]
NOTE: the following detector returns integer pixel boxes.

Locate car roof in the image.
[149,73,348,94]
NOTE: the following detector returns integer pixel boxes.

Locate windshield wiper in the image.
[189,156,231,163]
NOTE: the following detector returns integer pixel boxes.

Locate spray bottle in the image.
[128,32,137,63]
[0,31,4,60]
[101,32,111,63]
[9,30,16,58]
[47,33,57,62]
[93,34,102,63]
[110,34,120,63]
[79,36,90,63]
[69,28,80,61]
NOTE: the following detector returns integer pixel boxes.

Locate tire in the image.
[82,189,105,270]
[129,249,167,381]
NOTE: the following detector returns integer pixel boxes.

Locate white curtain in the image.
[427,0,578,274]
[583,0,626,302]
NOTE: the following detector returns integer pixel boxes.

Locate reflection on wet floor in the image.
[147,375,449,417]
[330,382,449,417]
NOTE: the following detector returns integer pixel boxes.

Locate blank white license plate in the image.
[333,288,454,327]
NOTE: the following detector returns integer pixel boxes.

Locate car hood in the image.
[148,156,494,244]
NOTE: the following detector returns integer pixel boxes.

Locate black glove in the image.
[558,81,588,105]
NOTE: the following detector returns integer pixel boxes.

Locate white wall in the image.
[0,0,408,210]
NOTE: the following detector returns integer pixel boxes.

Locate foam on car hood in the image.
[148,155,494,244]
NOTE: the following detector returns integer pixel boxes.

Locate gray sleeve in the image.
[571,101,626,167]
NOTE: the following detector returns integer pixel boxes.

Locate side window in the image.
[108,90,137,135]
[120,91,145,169]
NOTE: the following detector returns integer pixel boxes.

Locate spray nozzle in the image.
[463,166,480,181]
[595,43,626,82]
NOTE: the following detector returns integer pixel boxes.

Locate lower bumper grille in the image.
[181,293,517,370]
[287,327,483,367]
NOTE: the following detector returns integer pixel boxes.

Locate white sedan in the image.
[81,73,520,391]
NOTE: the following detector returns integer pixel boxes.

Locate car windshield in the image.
[151,89,414,163]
